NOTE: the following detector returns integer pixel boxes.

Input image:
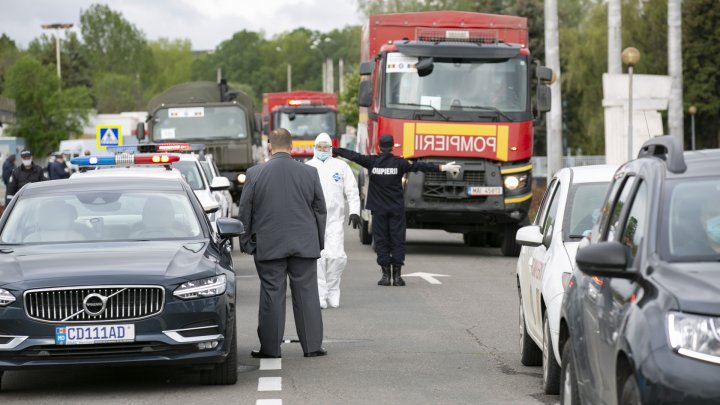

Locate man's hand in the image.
[348,214,361,229]
[439,161,461,176]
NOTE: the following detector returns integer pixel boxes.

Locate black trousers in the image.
[254,256,324,356]
[372,210,406,266]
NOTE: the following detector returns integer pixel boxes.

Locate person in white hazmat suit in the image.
[306,133,361,309]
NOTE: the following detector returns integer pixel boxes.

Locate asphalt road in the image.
[1,227,559,404]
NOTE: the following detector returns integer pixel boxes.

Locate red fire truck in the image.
[261,91,338,160]
[355,11,552,256]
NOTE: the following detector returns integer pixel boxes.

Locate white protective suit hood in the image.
[314,132,332,146]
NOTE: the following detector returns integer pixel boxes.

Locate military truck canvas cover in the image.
[147,81,255,113]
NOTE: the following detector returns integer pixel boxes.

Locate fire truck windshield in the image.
[152,106,248,140]
[276,111,337,137]
[384,53,528,114]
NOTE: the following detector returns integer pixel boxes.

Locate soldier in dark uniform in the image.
[6,150,45,205]
[333,134,459,286]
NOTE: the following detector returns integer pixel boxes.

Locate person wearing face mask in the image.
[49,153,70,180]
[6,150,45,205]
[306,133,360,309]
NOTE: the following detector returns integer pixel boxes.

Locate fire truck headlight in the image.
[504,174,528,191]
[237,173,247,184]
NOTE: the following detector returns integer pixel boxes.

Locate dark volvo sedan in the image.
[0,176,244,389]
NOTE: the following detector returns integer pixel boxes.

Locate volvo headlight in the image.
[504,174,528,191]
[173,275,227,300]
[668,312,720,364]
[0,289,15,306]
[237,173,247,184]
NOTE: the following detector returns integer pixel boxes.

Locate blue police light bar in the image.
[71,154,180,166]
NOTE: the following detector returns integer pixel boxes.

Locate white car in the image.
[69,155,230,225]
[199,154,234,218]
[515,165,616,394]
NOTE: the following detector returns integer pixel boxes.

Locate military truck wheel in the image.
[359,216,372,245]
[501,224,521,257]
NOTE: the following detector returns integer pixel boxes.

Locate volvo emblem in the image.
[83,293,108,316]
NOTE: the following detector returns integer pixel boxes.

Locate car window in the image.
[200,161,215,181]
[563,182,610,241]
[662,178,720,261]
[0,191,203,244]
[604,176,636,241]
[620,181,648,262]
[541,182,562,242]
[534,179,558,232]
[172,161,205,190]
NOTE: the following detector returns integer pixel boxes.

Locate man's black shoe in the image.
[251,350,281,359]
[303,348,327,357]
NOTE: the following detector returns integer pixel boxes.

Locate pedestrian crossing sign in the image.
[96,125,123,150]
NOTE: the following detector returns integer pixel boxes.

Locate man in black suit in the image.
[239,128,328,358]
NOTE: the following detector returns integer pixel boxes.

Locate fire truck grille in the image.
[422,171,487,200]
[24,286,165,323]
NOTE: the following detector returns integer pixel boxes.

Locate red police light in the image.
[133,154,180,164]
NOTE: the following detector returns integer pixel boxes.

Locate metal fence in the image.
[530,156,607,178]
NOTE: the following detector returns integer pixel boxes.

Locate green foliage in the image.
[92,73,143,113]
[80,4,156,92]
[0,34,21,94]
[339,70,360,127]
[4,56,92,156]
[683,0,720,148]
[147,38,193,98]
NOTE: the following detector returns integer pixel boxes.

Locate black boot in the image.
[378,266,391,286]
[392,265,405,286]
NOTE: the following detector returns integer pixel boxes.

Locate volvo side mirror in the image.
[358,81,372,108]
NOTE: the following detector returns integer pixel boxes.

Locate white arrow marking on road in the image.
[402,272,450,285]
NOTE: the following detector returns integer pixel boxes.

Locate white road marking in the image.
[260,358,282,370]
[258,376,282,391]
[256,400,282,405]
[403,272,450,285]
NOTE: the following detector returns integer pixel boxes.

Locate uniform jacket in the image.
[333,148,438,213]
[6,163,45,200]
[49,161,70,180]
[306,156,360,254]
[238,152,327,261]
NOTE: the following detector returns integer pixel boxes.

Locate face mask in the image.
[315,148,331,161]
[706,215,720,244]
[22,159,32,167]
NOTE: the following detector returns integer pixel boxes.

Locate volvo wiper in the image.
[394,103,450,121]
[461,105,514,122]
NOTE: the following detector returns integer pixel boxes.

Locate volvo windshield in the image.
[383,52,528,115]
[274,111,337,137]
[152,105,248,140]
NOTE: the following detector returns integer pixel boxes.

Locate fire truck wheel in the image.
[501,224,521,257]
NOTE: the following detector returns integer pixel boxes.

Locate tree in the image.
[93,73,143,113]
[338,70,360,127]
[4,56,92,156]
[683,0,720,148]
[79,4,155,94]
[147,38,193,98]
[0,34,21,95]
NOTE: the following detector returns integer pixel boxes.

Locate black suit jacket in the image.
[238,152,327,261]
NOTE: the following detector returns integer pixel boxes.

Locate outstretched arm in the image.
[333,147,375,170]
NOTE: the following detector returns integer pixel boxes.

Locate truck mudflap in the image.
[403,160,532,231]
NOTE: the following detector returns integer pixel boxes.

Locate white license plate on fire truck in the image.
[467,186,503,196]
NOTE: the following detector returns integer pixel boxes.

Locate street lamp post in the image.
[622,47,640,161]
[275,46,292,92]
[689,105,697,150]
[41,23,73,89]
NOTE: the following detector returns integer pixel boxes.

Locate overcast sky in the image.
[0,0,362,50]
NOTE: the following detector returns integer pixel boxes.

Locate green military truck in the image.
[139,80,262,203]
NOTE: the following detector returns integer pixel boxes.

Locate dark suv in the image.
[559,136,720,404]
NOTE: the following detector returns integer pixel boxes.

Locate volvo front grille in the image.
[24,286,165,323]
